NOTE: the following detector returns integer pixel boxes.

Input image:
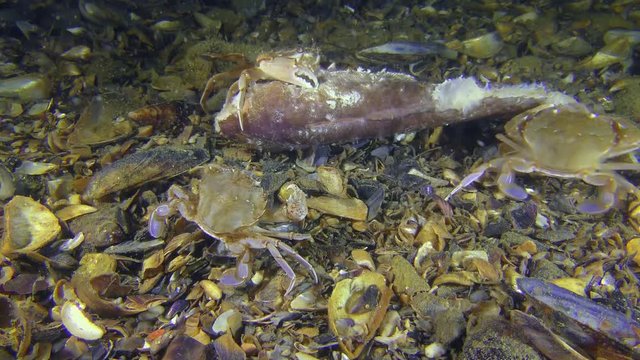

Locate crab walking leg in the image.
[200,70,244,112]
[235,71,253,132]
[445,163,492,201]
[447,157,533,201]
[266,242,298,295]
[275,241,319,284]
[256,227,312,241]
[599,162,640,172]
[200,53,252,112]
[266,240,319,296]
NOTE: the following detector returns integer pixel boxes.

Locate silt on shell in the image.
[1,195,61,257]
[328,270,392,359]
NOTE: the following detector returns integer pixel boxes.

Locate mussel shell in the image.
[517,277,640,358]
[83,146,209,201]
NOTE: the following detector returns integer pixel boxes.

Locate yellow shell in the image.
[328,271,392,359]
[1,195,61,256]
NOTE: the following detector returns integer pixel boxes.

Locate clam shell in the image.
[1,196,61,256]
[328,271,392,359]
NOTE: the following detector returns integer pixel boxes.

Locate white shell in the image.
[211,309,242,336]
[61,301,105,340]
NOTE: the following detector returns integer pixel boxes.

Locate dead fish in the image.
[216,72,574,150]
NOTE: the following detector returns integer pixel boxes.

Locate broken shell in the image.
[61,46,92,61]
[211,309,242,336]
[61,301,106,340]
[328,271,392,359]
[351,249,375,271]
[290,289,324,311]
[414,217,450,251]
[604,29,640,46]
[0,99,22,117]
[579,37,632,70]
[317,166,346,197]
[451,250,489,267]
[0,295,31,356]
[307,196,368,221]
[15,161,58,175]
[152,20,183,32]
[127,103,177,128]
[626,238,640,266]
[141,250,164,279]
[164,335,207,360]
[1,196,61,256]
[448,32,504,59]
[517,277,640,358]
[55,204,98,222]
[58,232,85,252]
[199,280,222,301]
[551,36,593,57]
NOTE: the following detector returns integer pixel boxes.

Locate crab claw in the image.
[149,204,172,238]
[578,174,617,214]
[445,164,491,201]
[497,170,528,200]
[220,251,252,287]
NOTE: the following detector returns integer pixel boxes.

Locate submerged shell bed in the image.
[0,1,640,359]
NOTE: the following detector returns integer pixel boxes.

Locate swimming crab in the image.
[149,164,318,295]
[446,103,640,213]
[199,50,320,131]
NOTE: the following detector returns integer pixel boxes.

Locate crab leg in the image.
[599,162,640,172]
[447,157,533,201]
[200,53,252,112]
[267,241,319,296]
[445,163,492,201]
[266,242,298,295]
[275,241,318,284]
[200,70,245,112]
[255,227,312,241]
